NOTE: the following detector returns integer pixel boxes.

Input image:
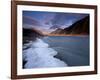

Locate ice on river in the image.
[23,38,67,68]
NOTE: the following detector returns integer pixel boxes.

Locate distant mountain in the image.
[50,28,63,34]
[51,16,89,35]
[50,25,60,29]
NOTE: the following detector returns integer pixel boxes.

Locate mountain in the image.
[23,28,44,44]
[51,28,63,34]
[51,16,89,35]
[50,25,60,29]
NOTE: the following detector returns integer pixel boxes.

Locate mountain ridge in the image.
[50,16,89,35]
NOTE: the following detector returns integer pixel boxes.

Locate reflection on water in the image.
[43,36,89,66]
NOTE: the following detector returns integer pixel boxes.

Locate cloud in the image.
[23,16,41,27]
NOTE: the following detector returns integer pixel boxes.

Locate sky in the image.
[23,11,89,34]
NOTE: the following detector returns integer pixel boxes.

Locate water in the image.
[43,36,89,66]
[23,36,89,69]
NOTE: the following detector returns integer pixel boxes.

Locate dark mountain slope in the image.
[23,28,44,44]
[51,16,89,35]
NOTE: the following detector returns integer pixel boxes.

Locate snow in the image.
[23,38,67,68]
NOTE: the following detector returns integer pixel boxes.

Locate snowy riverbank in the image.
[23,38,67,69]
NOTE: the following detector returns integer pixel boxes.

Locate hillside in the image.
[51,16,89,35]
[23,28,44,44]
